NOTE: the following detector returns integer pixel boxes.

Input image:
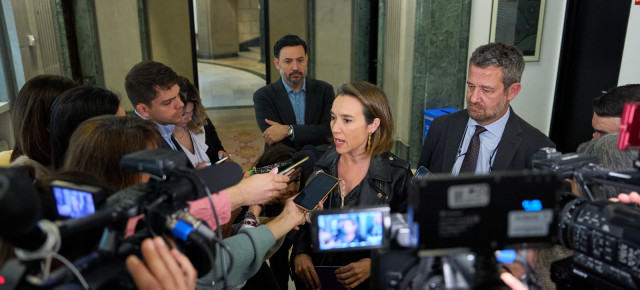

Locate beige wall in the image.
[268,0,307,83]
[195,0,213,58]
[195,0,239,58]
[314,0,352,91]
[147,0,194,82]
[211,0,239,56]
[94,0,143,111]
[382,0,415,146]
[0,105,13,149]
[237,0,260,43]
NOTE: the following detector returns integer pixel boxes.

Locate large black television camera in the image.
[0,149,242,289]
[310,163,640,289]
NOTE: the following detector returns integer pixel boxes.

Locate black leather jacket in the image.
[291,147,412,259]
[315,147,411,212]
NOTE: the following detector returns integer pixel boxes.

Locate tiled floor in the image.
[197,61,266,109]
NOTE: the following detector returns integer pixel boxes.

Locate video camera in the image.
[531,148,640,290]
[0,149,242,289]
[310,157,640,289]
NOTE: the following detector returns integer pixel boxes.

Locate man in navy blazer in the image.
[253,35,334,150]
[419,43,555,285]
[419,42,554,174]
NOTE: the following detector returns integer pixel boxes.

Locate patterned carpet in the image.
[207,107,266,171]
[216,128,264,171]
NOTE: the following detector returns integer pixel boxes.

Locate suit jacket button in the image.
[377,193,382,198]
[388,157,394,160]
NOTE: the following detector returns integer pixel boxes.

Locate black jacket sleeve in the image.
[204,117,226,161]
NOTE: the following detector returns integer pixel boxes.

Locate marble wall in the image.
[408,0,471,165]
[314,0,351,90]
[351,0,371,82]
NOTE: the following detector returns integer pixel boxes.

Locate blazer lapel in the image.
[275,79,297,124]
[492,110,523,170]
[442,112,468,173]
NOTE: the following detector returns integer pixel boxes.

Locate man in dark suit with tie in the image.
[125,61,185,152]
[253,35,335,149]
[418,42,555,285]
[418,42,554,174]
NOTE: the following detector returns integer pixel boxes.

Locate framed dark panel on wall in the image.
[490,0,546,61]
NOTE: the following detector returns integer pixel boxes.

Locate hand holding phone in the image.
[293,172,339,211]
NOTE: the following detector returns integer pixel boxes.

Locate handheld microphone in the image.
[249,147,320,175]
[249,159,293,175]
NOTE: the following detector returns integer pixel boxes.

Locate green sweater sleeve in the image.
[197,225,276,289]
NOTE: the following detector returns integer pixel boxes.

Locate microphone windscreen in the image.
[193,161,244,196]
[300,144,323,161]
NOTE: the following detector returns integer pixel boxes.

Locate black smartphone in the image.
[51,180,105,219]
[294,172,339,211]
[411,166,431,183]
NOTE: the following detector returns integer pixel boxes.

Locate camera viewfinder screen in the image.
[53,186,96,219]
[316,211,384,251]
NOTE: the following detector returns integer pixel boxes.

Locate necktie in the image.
[459,125,487,173]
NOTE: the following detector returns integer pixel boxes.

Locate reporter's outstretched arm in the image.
[200,197,305,289]
[126,237,197,290]
[226,167,289,210]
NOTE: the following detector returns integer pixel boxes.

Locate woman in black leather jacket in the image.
[292,82,411,290]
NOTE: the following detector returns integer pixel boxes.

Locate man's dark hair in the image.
[273,35,307,59]
[125,60,179,107]
[592,84,640,117]
[469,42,525,90]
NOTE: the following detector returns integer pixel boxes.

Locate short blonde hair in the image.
[336,82,394,155]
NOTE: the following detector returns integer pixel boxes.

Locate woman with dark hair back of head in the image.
[63,115,161,191]
[9,75,78,179]
[292,82,412,290]
[50,86,125,170]
[173,76,228,168]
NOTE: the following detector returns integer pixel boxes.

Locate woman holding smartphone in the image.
[292,82,412,290]
[172,76,229,168]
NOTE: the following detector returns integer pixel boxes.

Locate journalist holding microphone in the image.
[292,82,412,290]
[60,116,306,288]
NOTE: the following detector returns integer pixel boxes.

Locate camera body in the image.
[310,148,640,289]
[0,149,235,289]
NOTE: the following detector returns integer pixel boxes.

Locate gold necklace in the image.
[175,129,187,141]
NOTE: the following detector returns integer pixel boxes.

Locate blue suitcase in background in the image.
[423,107,458,143]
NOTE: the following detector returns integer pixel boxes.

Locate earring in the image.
[367,132,372,152]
